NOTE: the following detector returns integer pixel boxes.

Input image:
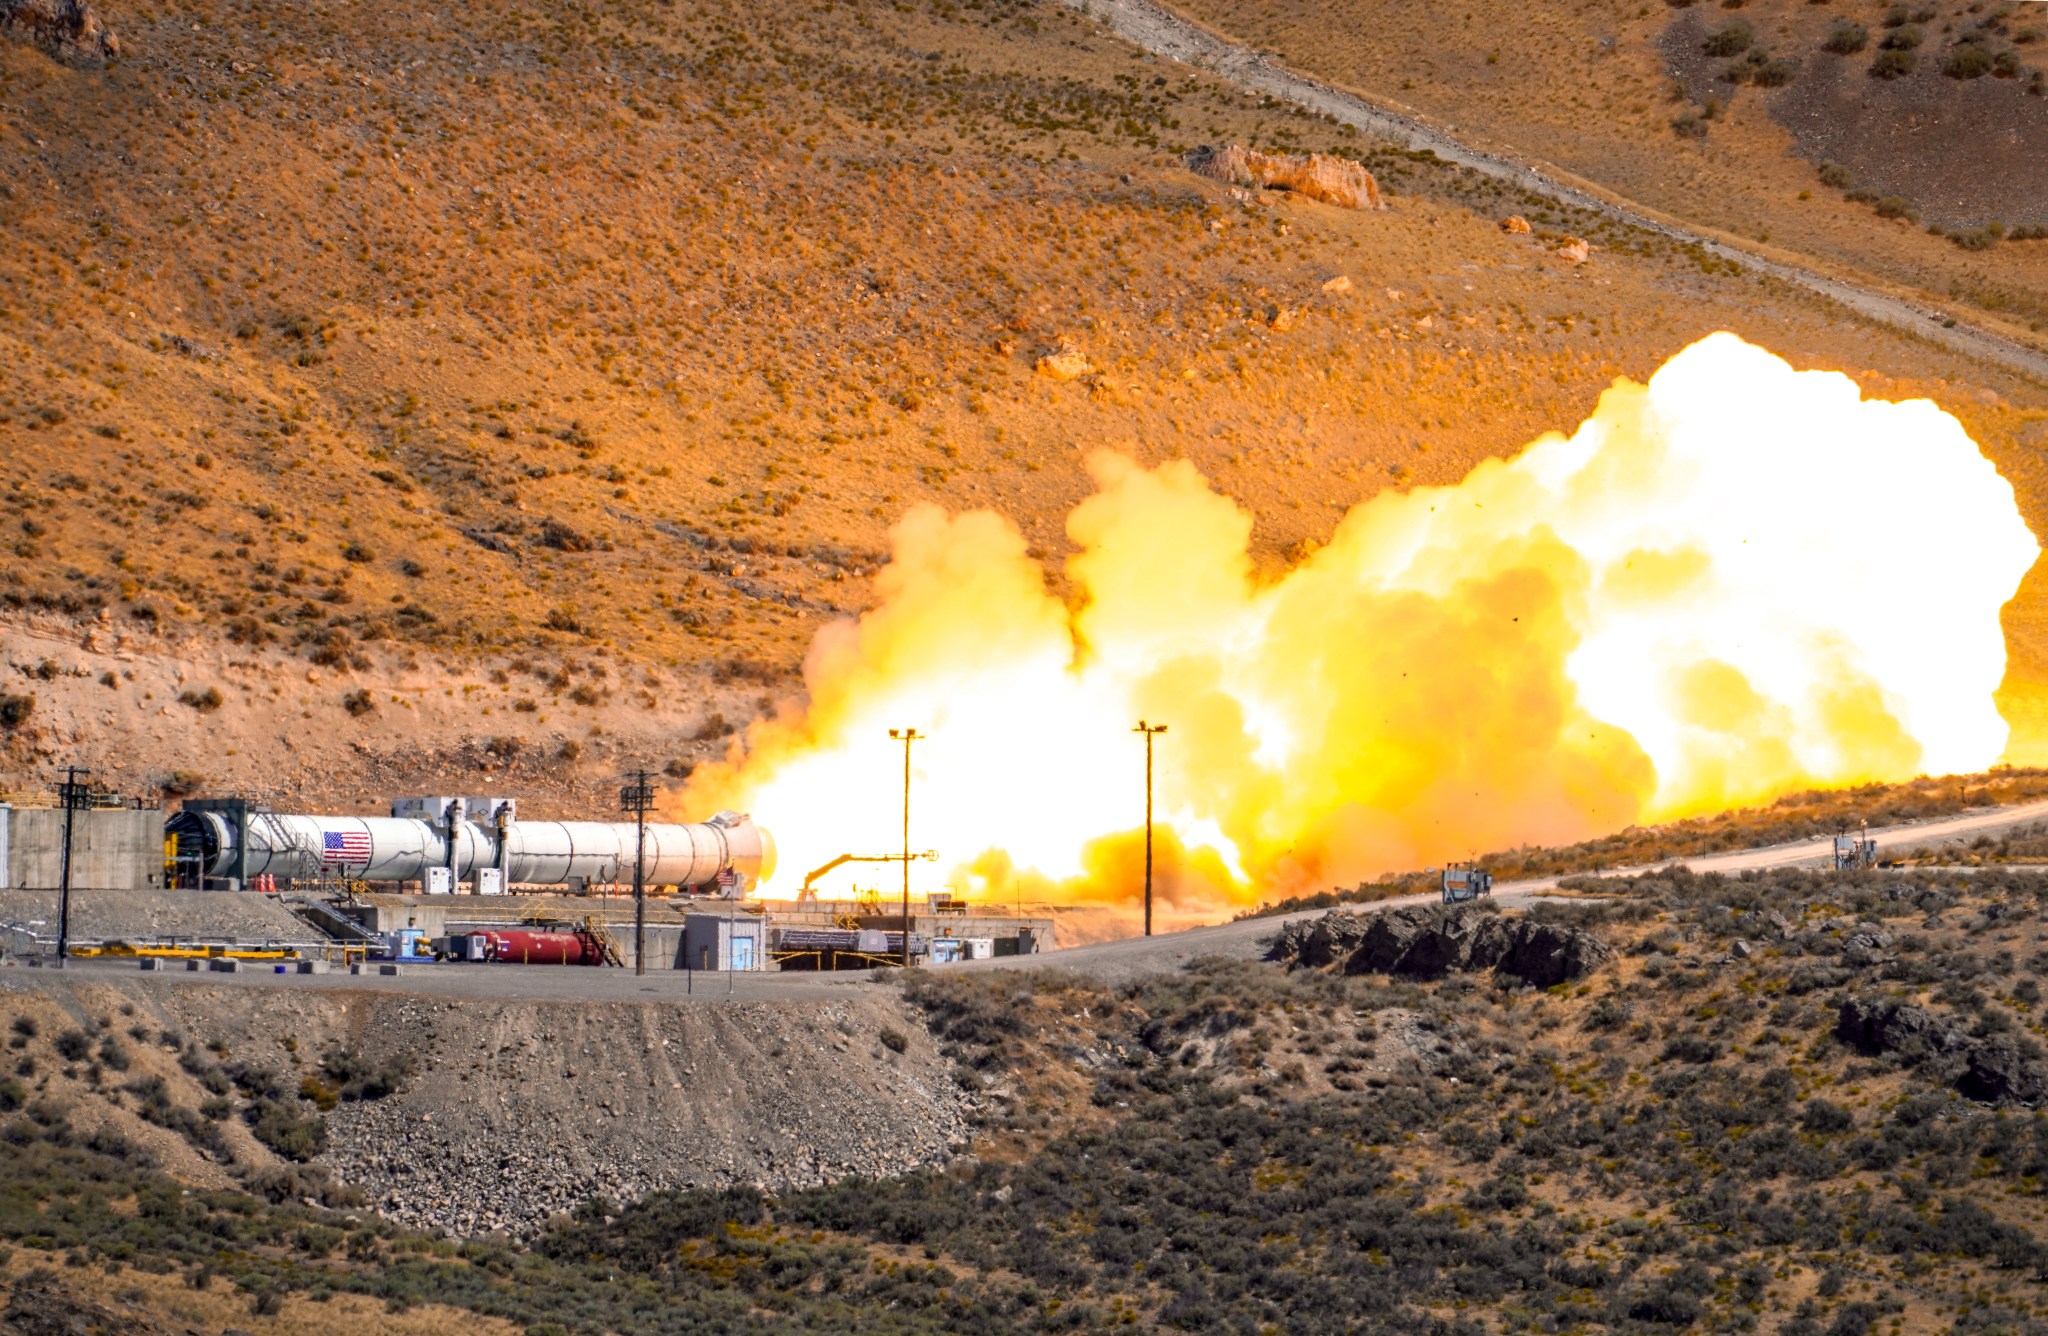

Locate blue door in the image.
[731,936,755,971]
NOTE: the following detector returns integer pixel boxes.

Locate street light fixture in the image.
[887,728,924,967]
[1132,722,1167,937]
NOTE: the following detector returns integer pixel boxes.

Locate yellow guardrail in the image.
[68,942,302,961]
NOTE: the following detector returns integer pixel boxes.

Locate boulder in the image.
[1960,1039,2048,1105]
[1556,237,1591,264]
[1184,144,1385,210]
[1267,905,1617,985]
[1320,274,1354,294]
[1500,215,1532,234]
[1266,911,1373,968]
[1835,996,1970,1060]
[1337,907,1428,974]
[1397,912,1495,979]
[1035,337,1095,381]
[1494,919,1616,987]
[0,0,118,64]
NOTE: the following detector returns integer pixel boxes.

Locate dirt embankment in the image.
[0,973,970,1237]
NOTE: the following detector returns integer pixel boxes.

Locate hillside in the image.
[2,0,2048,816]
[1167,0,2048,341]
[9,867,2048,1331]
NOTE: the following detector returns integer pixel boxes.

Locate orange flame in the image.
[684,334,2040,915]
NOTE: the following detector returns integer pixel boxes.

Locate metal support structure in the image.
[55,766,92,965]
[1133,722,1167,937]
[888,728,924,967]
[620,771,656,977]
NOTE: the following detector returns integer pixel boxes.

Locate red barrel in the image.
[479,930,605,966]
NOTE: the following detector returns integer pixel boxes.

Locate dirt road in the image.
[1060,0,2048,386]
[968,796,2048,984]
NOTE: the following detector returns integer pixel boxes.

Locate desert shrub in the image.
[95,1036,129,1072]
[1871,46,1917,76]
[1705,20,1755,54]
[1945,43,1996,77]
[179,686,225,713]
[10,1018,36,1040]
[341,689,375,717]
[1751,55,1798,84]
[1881,24,1922,49]
[340,541,374,563]
[53,1029,90,1062]
[538,518,593,552]
[320,1048,411,1101]
[246,1098,326,1161]
[0,694,32,729]
[1874,195,1918,220]
[1801,1099,1856,1133]
[178,1048,232,1096]
[879,1029,909,1053]
[1671,111,1710,138]
[1824,20,1869,52]
[1661,1035,1723,1063]
[1950,224,2004,251]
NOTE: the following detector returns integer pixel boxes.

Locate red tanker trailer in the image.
[473,928,610,966]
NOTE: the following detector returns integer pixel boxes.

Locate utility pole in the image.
[887,728,923,968]
[1132,723,1167,937]
[619,771,655,976]
[55,767,92,967]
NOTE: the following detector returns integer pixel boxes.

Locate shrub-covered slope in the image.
[9,866,2048,1330]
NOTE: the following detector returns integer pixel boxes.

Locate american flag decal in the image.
[322,830,372,865]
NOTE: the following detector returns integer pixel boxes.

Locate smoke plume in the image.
[685,334,2040,913]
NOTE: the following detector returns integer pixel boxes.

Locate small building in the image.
[1,803,164,891]
[682,912,768,971]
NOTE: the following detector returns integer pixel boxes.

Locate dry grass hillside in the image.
[1170,0,2048,339]
[10,867,2048,1331]
[1,0,2047,812]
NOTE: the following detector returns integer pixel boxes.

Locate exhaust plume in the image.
[684,334,2039,914]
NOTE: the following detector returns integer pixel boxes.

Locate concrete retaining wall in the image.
[4,806,164,890]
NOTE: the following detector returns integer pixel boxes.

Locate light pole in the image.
[887,728,923,967]
[55,767,92,967]
[619,770,655,976]
[1132,723,1167,937]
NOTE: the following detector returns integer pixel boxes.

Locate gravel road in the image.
[1060,0,2048,385]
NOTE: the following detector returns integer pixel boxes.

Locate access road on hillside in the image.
[1060,0,2048,386]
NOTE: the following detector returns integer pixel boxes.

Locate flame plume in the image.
[684,334,2039,916]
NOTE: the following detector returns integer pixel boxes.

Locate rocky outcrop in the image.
[1269,906,1613,987]
[1283,911,1376,968]
[1035,336,1096,381]
[1837,995,2048,1105]
[1184,144,1384,209]
[1835,996,1970,1060]
[1,0,119,65]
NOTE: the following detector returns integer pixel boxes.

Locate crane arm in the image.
[800,850,940,891]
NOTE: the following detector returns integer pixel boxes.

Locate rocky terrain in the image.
[0,971,969,1238]
[1266,900,1617,984]
[5,861,2048,1331]
[0,886,310,946]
